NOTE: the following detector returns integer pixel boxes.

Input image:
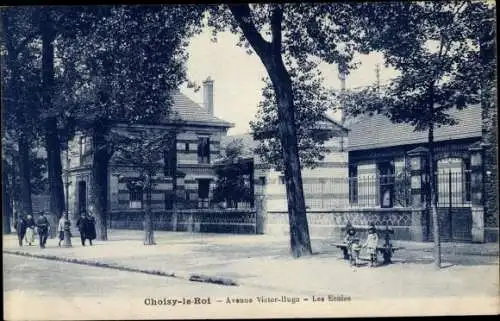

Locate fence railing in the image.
[263,171,471,209]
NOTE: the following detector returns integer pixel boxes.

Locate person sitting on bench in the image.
[344,225,361,267]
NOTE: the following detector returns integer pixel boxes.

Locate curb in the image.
[3,249,238,287]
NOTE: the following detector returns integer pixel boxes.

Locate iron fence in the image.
[276,170,471,209]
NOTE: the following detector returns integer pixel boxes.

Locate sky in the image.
[180,28,399,135]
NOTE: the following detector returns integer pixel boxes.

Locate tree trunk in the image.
[228,4,311,257]
[144,173,155,245]
[17,131,33,217]
[91,126,110,241]
[428,122,441,269]
[2,161,13,234]
[41,9,63,237]
[265,58,312,257]
[44,117,65,238]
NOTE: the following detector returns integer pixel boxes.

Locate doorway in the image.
[78,181,87,215]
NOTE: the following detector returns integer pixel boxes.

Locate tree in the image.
[111,127,177,245]
[54,5,204,240]
[2,6,106,236]
[342,1,488,268]
[250,58,338,170]
[1,7,42,220]
[206,3,369,257]
[213,139,254,209]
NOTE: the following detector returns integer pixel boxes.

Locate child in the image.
[344,226,361,267]
[25,214,36,246]
[57,215,66,247]
[363,225,379,267]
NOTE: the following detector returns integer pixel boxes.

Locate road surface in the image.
[4,254,305,320]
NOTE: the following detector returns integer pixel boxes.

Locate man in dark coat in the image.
[15,214,27,247]
[76,212,88,246]
[36,211,50,248]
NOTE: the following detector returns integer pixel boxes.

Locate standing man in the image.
[36,211,50,248]
[15,213,27,247]
[76,212,88,246]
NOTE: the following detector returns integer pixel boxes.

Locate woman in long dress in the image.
[25,214,36,246]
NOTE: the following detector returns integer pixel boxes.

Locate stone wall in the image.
[109,209,256,234]
[265,208,423,241]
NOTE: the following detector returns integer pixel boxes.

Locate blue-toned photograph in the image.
[1,2,498,319]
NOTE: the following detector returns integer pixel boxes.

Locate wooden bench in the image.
[333,225,403,265]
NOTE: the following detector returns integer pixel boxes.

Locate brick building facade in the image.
[64,78,234,225]
[346,106,497,242]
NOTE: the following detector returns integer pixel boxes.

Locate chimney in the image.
[203,76,214,115]
[338,68,346,125]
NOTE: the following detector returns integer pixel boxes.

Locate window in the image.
[278,175,285,185]
[185,143,189,152]
[378,161,395,208]
[259,176,266,185]
[197,137,210,164]
[165,191,173,210]
[198,179,210,208]
[349,165,358,204]
[164,138,177,177]
[79,137,84,165]
[129,187,143,209]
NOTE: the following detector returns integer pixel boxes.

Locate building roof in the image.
[314,114,349,136]
[347,106,482,151]
[253,113,348,140]
[161,91,234,128]
[220,133,259,160]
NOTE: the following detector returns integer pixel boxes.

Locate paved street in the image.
[3,230,499,319]
[4,254,303,320]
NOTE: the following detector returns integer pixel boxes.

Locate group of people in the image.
[15,211,51,248]
[76,211,97,246]
[344,223,379,267]
[14,208,97,249]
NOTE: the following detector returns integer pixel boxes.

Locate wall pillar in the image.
[255,176,267,234]
[407,147,429,241]
[469,143,485,243]
[172,172,185,232]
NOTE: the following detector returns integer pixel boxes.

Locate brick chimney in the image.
[202,76,214,115]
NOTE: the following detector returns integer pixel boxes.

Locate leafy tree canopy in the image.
[342,1,490,130]
[250,58,338,170]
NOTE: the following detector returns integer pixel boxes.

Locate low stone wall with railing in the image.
[109,209,257,234]
[265,208,427,241]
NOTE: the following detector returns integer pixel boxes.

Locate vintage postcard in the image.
[2,3,498,320]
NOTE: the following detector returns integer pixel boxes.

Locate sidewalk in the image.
[3,229,499,300]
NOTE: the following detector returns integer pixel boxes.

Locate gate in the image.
[432,170,473,242]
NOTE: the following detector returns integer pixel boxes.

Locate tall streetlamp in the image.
[63,148,72,247]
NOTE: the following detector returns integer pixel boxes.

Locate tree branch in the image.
[1,11,17,57]
[228,4,271,57]
[15,31,39,54]
[270,6,283,54]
